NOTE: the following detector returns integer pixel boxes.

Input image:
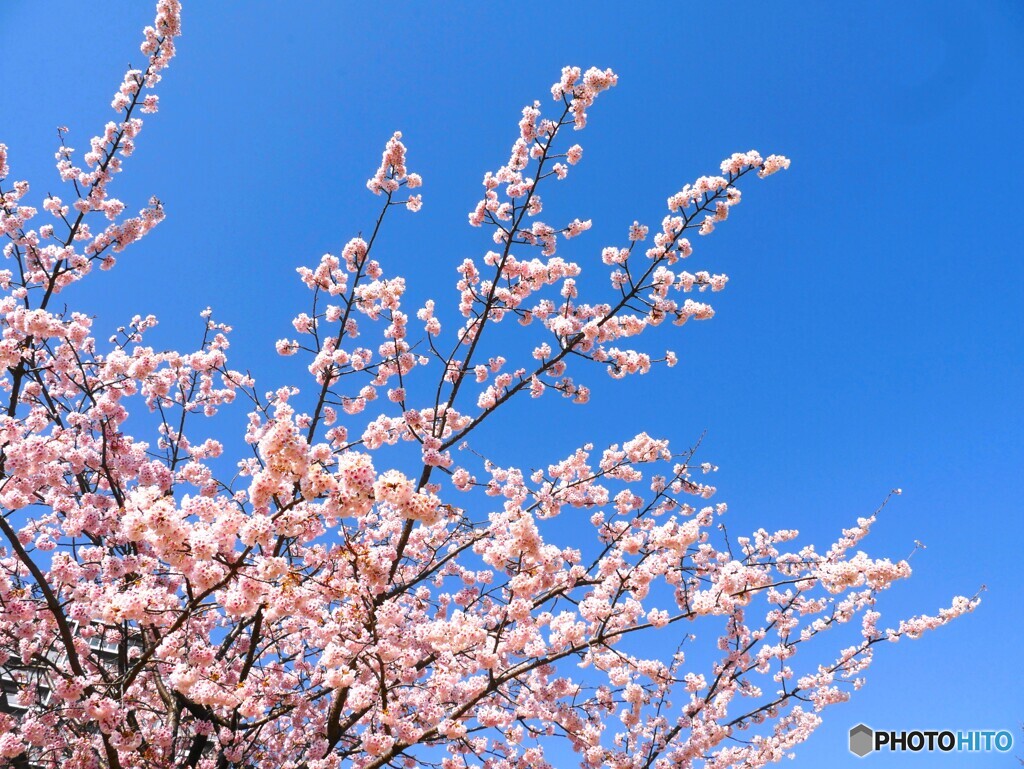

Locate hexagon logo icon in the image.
[849,724,874,757]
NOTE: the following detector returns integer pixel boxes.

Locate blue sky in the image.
[2,1,1021,766]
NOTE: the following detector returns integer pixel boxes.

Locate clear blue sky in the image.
[2,2,1021,766]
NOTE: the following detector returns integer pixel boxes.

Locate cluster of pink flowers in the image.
[550,65,619,129]
[365,130,422,212]
[0,5,976,768]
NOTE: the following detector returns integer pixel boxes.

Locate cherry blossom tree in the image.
[0,3,979,768]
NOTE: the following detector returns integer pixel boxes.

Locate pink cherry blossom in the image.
[0,6,974,768]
